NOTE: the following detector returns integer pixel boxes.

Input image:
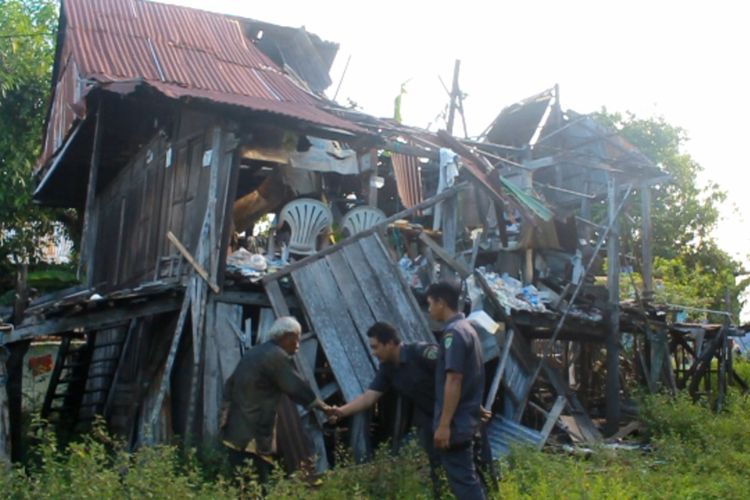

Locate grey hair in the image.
[268,316,302,342]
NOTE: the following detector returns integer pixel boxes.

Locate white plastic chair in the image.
[341,206,386,237]
[277,198,333,255]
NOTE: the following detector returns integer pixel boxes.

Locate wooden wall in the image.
[92,109,238,290]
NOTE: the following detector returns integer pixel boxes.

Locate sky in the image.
[165,0,750,319]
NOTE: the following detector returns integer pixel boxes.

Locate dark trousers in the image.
[417,426,442,498]
[438,441,486,500]
[227,447,272,484]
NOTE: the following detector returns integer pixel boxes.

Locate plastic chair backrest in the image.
[342,206,386,236]
[278,198,333,255]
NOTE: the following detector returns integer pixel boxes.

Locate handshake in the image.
[314,400,347,423]
[323,405,345,424]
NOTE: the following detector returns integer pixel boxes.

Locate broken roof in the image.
[56,0,363,133]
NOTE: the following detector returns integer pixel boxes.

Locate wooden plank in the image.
[441,194,458,258]
[217,136,241,290]
[79,103,102,286]
[485,329,514,409]
[358,236,433,342]
[185,277,208,442]
[264,280,291,317]
[167,231,219,293]
[324,251,378,366]
[605,175,621,435]
[214,302,243,382]
[202,298,221,440]
[145,288,191,440]
[256,308,276,345]
[537,395,566,450]
[7,297,182,343]
[261,182,471,283]
[214,291,271,307]
[418,232,471,278]
[291,261,369,401]
[341,243,402,336]
[371,234,434,338]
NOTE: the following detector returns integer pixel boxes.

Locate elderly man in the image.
[221,316,329,479]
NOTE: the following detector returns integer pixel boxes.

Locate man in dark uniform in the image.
[426,282,486,500]
[221,316,330,480]
[329,322,442,491]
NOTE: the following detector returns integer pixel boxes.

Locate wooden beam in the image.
[167,231,219,293]
[484,328,514,409]
[261,182,470,283]
[446,59,461,135]
[214,291,272,307]
[146,287,192,440]
[537,395,566,450]
[605,175,621,435]
[418,232,471,278]
[6,296,182,343]
[79,102,103,286]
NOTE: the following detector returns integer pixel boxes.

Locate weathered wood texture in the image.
[268,233,432,403]
[202,299,243,440]
[92,110,238,291]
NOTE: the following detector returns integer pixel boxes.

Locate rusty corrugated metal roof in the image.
[62,0,363,133]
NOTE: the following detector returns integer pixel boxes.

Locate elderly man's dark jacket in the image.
[221,340,316,453]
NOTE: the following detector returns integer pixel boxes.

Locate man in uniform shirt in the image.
[329,321,442,491]
[221,316,330,480]
[426,282,486,500]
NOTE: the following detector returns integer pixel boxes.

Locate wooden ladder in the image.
[41,327,130,434]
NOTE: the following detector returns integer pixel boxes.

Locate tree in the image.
[596,111,748,320]
[0,0,60,294]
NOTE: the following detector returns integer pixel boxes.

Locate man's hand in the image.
[219,407,229,429]
[325,406,345,424]
[480,405,492,423]
[434,424,451,449]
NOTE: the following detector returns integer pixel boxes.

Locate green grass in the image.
[4,361,750,499]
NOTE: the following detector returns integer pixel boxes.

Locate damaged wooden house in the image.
[3,0,746,471]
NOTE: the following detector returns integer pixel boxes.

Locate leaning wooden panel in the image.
[324,251,378,365]
[357,235,433,343]
[290,260,372,401]
[341,243,404,341]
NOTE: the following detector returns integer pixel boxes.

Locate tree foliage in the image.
[0,0,60,284]
[597,110,747,320]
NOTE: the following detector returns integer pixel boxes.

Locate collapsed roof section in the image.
[481,86,665,208]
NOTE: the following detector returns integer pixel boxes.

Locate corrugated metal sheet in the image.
[60,0,362,132]
[486,415,542,458]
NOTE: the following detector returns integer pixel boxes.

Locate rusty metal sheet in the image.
[44,0,365,171]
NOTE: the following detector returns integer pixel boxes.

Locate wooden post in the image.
[580,181,592,241]
[5,341,30,462]
[440,59,461,278]
[640,182,653,300]
[13,263,28,324]
[0,347,10,465]
[605,175,621,435]
[78,102,103,286]
[446,60,461,134]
